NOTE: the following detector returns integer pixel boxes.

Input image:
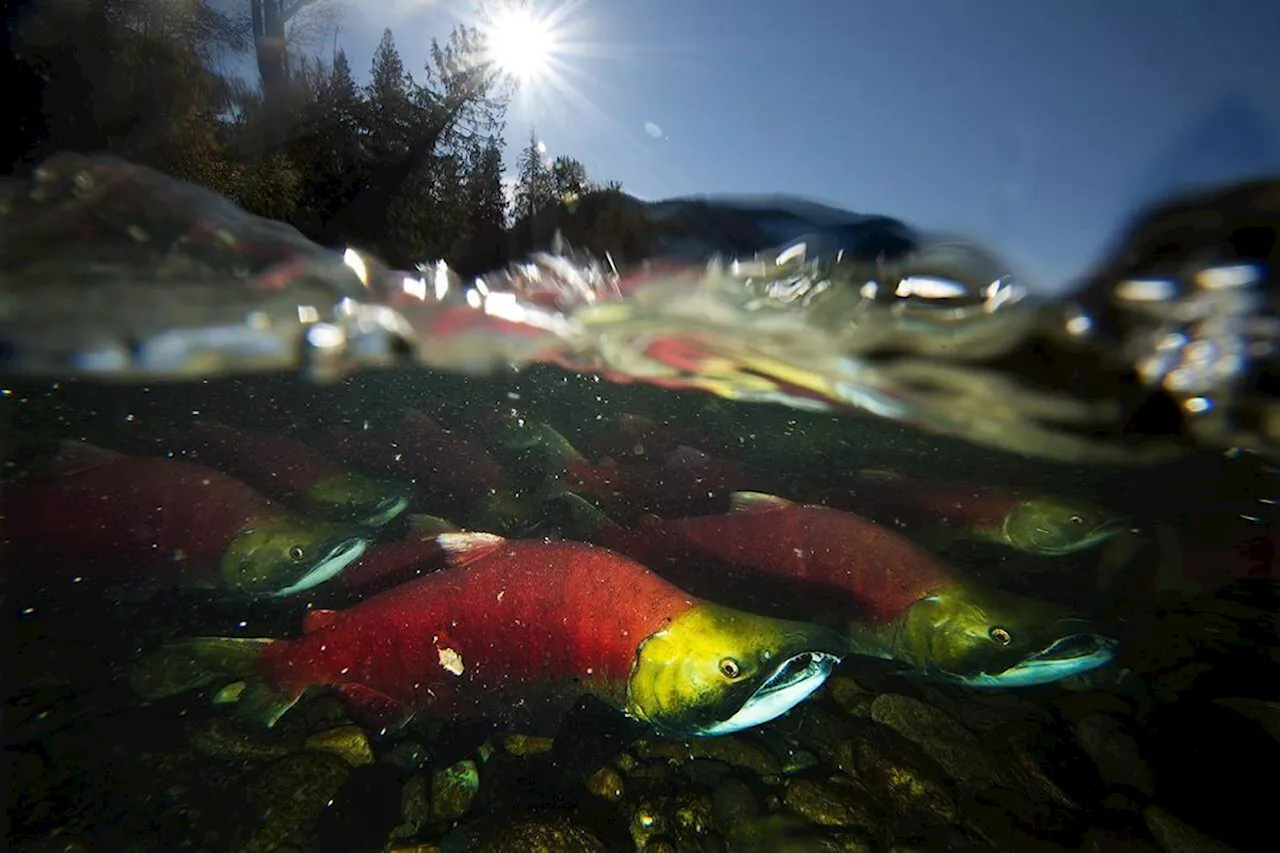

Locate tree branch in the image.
[283,0,323,22]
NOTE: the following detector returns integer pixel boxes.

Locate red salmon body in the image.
[596,493,959,626]
[579,413,716,464]
[259,538,698,723]
[182,421,344,497]
[1,454,274,588]
[324,411,508,505]
[1151,526,1278,595]
[812,477,1021,537]
[565,447,773,525]
[340,536,448,594]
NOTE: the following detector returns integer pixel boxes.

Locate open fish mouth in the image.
[962,632,1117,688]
[359,495,409,527]
[698,650,842,736]
[272,535,368,597]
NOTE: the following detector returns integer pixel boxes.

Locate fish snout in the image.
[361,493,410,527]
[271,528,370,597]
[696,647,842,736]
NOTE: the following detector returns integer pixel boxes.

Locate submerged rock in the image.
[390,774,430,841]
[711,777,759,832]
[239,751,352,853]
[827,676,875,718]
[502,734,555,756]
[584,765,626,803]
[834,723,958,827]
[869,693,1003,792]
[384,738,431,772]
[304,724,374,767]
[671,792,716,841]
[629,798,672,850]
[431,758,480,824]
[1079,826,1163,853]
[1073,714,1154,798]
[184,717,291,761]
[479,817,605,853]
[1213,698,1280,745]
[315,762,406,852]
[724,813,872,853]
[637,736,781,777]
[771,702,861,764]
[870,694,978,746]
[1143,805,1242,853]
[782,776,881,834]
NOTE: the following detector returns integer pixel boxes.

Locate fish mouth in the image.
[960,632,1117,688]
[1069,521,1127,551]
[1025,521,1125,555]
[359,495,409,527]
[272,535,368,597]
[696,650,842,736]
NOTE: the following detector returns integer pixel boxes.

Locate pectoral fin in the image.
[333,683,416,733]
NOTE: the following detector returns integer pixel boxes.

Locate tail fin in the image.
[130,637,302,728]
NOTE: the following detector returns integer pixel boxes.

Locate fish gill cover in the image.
[0,152,1277,466]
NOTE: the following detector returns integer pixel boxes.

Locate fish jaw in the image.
[954,632,1117,688]
[270,535,368,597]
[301,473,410,527]
[694,649,842,735]
[221,516,369,596]
[357,495,410,527]
[626,602,846,738]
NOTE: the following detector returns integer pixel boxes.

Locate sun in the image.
[480,2,562,85]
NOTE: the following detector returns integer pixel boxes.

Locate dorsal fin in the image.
[728,491,793,513]
[436,532,508,567]
[189,419,234,437]
[34,439,126,478]
[555,492,618,542]
[856,468,904,482]
[619,413,658,434]
[302,609,345,634]
[664,445,710,469]
[407,514,461,536]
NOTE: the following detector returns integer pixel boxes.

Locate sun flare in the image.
[481,3,561,85]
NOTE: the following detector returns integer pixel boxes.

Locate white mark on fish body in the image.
[438,646,464,676]
[497,590,505,603]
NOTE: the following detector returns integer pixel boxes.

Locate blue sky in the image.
[318,0,1279,292]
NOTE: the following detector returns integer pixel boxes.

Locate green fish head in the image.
[220,515,369,597]
[466,489,540,536]
[1002,497,1126,556]
[489,414,585,474]
[627,603,846,737]
[299,473,410,527]
[894,583,1116,688]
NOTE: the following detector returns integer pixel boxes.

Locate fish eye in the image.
[1067,515,1084,525]
[288,545,306,561]
[719,658,742,679]
[989,626,1012,646]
